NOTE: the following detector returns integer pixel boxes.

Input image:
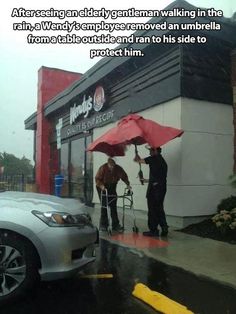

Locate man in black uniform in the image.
[134,147,168,237]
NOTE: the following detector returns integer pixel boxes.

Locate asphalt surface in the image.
[1,239,236,314]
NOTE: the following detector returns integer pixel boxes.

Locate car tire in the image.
[0,231,39,304]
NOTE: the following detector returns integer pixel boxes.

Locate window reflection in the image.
[60,136,93,204]
[85,135,93,205]
[60,142,69,196]
[70,138,85,201]
[60,143,69,180]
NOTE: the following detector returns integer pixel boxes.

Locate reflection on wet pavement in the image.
[1,239,236,314]
[110,232,169,248]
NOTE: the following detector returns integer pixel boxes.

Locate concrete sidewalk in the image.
[87,205,236,290]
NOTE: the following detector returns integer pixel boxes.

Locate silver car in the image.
[0,191,99,303]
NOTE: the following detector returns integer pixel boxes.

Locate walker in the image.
[100,187,139,235]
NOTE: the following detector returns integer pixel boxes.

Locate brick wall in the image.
[36,67,82,194]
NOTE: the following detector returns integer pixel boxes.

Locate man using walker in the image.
[95,158,131,232]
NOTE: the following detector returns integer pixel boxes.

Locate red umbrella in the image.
[87,114,184,156]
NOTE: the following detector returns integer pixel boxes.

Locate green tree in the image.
[0,152,34,176]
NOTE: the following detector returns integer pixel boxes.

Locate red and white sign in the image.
[69,86,106,124]
[93,86,105,112]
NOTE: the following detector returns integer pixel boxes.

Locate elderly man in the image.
[134,147,168,237]
[95,158,131,232]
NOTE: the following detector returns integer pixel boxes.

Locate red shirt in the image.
[95,163,130,189]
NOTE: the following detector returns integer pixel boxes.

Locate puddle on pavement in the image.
[110,232,169,249]
[1,239,236,314]
[87,239,236,314]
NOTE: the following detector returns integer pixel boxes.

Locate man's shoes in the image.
[142,230,159,237]
[112,224,124,233]
[99,226,108,232]
[161,226,169,237]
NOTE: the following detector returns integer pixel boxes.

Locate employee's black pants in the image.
[146,184,167,232]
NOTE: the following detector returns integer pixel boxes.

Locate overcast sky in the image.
[0,0,235,163]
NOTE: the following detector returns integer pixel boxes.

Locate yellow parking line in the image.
[132,283,194,314]
[79,274,114,279]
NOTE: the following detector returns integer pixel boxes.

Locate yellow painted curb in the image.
[132,283,194,314]
[80,274,113,279]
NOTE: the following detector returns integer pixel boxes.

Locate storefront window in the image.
[60,142,69,196]
[70,138,85,201]
[85,135,93,205]
[60,143,69,180]
[60,135,93,204]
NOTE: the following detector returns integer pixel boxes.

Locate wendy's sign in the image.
[70,86,105,124]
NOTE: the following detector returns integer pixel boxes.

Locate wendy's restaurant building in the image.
[25,0,236,227]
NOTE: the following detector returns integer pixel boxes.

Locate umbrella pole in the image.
[134,145,144,185]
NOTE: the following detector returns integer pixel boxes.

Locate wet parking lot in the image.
[1,239,236,314]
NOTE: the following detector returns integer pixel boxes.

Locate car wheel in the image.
[0,231,39,304]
